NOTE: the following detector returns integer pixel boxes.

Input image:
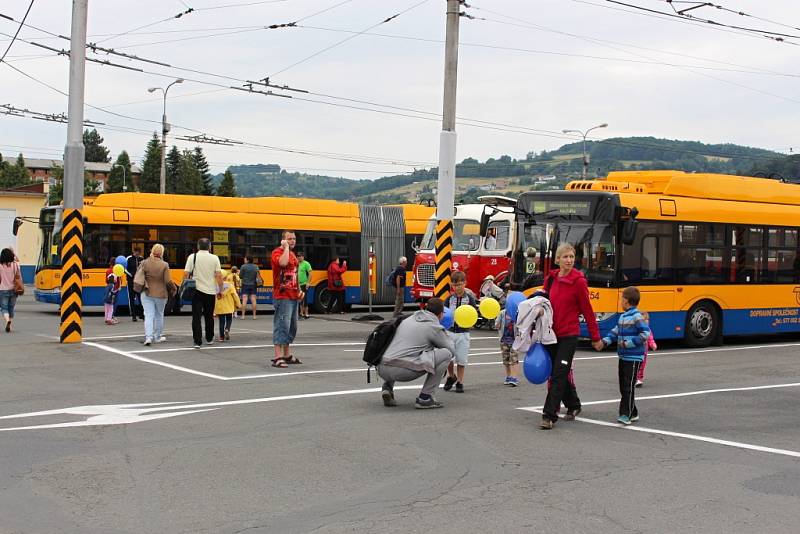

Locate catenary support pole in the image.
[434,0,460,302]
[60,0,88,343]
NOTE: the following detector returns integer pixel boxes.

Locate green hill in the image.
[213,137,789,203]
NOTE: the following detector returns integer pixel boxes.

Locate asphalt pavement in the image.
[1,293,800,533]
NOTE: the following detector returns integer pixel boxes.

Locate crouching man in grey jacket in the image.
[377,297,455,409]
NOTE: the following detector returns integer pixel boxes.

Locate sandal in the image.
[271,358,289,368]
[284,355,303,364]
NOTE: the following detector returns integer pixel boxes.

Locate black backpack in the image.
[363,314,407,382]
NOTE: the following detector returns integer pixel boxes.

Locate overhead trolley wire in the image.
[0,0,35,64]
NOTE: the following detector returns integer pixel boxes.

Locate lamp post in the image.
[562,123,608,179]
[111,163,127,192]
[148,78,183,194]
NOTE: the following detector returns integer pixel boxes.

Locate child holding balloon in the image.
[443,271,478,393]
[104,259,123,325]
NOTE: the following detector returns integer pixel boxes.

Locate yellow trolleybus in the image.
[35,193,433,313]
[503,170,800,346]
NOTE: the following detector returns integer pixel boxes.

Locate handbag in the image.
[13,264,24,296]
[132,262,147,293]
[179,253,197,301]
[333,279,344,288]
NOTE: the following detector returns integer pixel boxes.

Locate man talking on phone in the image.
[269,230,304,368]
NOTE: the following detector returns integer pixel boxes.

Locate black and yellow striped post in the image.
[434,219,453,301]
[59,209,83,343]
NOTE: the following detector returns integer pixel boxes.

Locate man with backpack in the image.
[376,297,455,409]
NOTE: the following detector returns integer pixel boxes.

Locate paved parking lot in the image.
[1,294,800,533]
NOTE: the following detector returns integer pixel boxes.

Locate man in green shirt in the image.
[297,251,312,318]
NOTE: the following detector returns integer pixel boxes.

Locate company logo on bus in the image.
[795,286,800,305]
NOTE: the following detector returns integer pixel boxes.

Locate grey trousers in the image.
[377,348,452,397]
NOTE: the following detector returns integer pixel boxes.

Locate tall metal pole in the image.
[60,0,88,343]
[434,0,460,302]
[581,135,588,180]
[159,93,167,194]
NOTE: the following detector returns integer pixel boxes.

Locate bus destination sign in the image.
[531,199,592,217]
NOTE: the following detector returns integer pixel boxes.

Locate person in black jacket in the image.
[125,247,144,321]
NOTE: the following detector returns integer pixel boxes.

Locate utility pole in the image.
[149,79,183,194]
[434,0,461,302]
[60,0,88,344]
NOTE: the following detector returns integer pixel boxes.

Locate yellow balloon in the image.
[112,264,124,277]
[479,297,501,320]
[454,304,478,329]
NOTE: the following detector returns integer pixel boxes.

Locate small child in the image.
[215,271,242,341]
[496,308,520,386]
[597,286,651,425]
[636,311,657,388]
[104,269,120,325]
[443,270,477,393]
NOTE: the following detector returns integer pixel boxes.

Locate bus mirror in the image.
[12,217,22,236]
[479,211,490,237]
[411,237,419,252]
[621,208,639,245]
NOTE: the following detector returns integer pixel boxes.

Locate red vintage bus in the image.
[412,202,516,300]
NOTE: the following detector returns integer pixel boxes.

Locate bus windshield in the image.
[37,208,62,269]
[420,219,481,252]
[519,220,616,286]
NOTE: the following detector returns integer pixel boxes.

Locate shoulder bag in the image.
[179,254,197,301]
[132,261,147,294]
[13,263,24,296]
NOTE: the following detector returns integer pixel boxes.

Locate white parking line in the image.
[85,342,228,380]
[518,382,800,458]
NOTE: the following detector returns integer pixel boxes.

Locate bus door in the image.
[622,225,679,339]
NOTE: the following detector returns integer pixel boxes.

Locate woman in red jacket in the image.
[326,256,347,314]
[540,243,603,430]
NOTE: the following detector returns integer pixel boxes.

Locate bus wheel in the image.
[685,301,719,348]
[312,284,331,314]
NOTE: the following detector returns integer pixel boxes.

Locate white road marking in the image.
[85,342,228,380]
[573,416,800,459]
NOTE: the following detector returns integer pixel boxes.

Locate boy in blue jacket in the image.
[597,286,651,425]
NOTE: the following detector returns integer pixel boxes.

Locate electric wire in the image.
[0,0,34,64]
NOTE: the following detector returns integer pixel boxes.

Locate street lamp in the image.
[562,123,608,179]
[111,163,127,192]
[148,78,184,194]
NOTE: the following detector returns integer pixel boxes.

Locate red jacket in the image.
[327,261,347,291]
[546,269,600,341]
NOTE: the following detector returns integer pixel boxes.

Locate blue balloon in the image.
[523,343,552,384]
[115,255,127,265]
[440,306,454,330]
[504,291,526,322]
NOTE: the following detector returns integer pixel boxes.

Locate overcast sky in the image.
[1,0,799,179]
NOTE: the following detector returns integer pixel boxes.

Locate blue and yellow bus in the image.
[504,170,800,346]
[35,193,433,313]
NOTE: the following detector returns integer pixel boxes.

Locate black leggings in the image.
[326,289,345,313]
[542,337,580,421]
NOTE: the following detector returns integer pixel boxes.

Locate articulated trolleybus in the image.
[502,170,800,346]
[35,193,433,312]
[412,203,515,300]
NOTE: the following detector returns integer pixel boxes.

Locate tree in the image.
[176,150,204,195]
[47,166,100,204]
[138,134,162,193]
[107,151,132,193]
[0,154,31,189]
[192,147,214,195]
[83,128,111,163]
[217,169,237,197]
[165,145,181,193]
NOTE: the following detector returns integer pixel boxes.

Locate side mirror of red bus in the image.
[12,217,23,236]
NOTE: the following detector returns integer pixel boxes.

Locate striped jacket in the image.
[601,307,651,362]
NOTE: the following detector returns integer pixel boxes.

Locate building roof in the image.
[22,158,141,174]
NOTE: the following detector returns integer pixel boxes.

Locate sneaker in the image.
[564,407,582,421]
[443,376,457,391]
[455,382,464,393]
[111,318,119,324]
[224,329,230,341]
[143,337,152,346]
[218,336,225,342]
[539,419,554,430]
[635,380,644,388]
[105,320,114,325]
[617,415,631,425]
[381,389,397,407]
[132,316,138,322]
[414,397,443,409]
[506,377,519,387]
[155,336,167,343]
[193,344,201,349]
[630,414,640,422]
[503,376,511,385]
[206,340,214,346]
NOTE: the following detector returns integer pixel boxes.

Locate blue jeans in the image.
[0,289,17,319]
[273,298,298,345]
[140,292,167,340]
